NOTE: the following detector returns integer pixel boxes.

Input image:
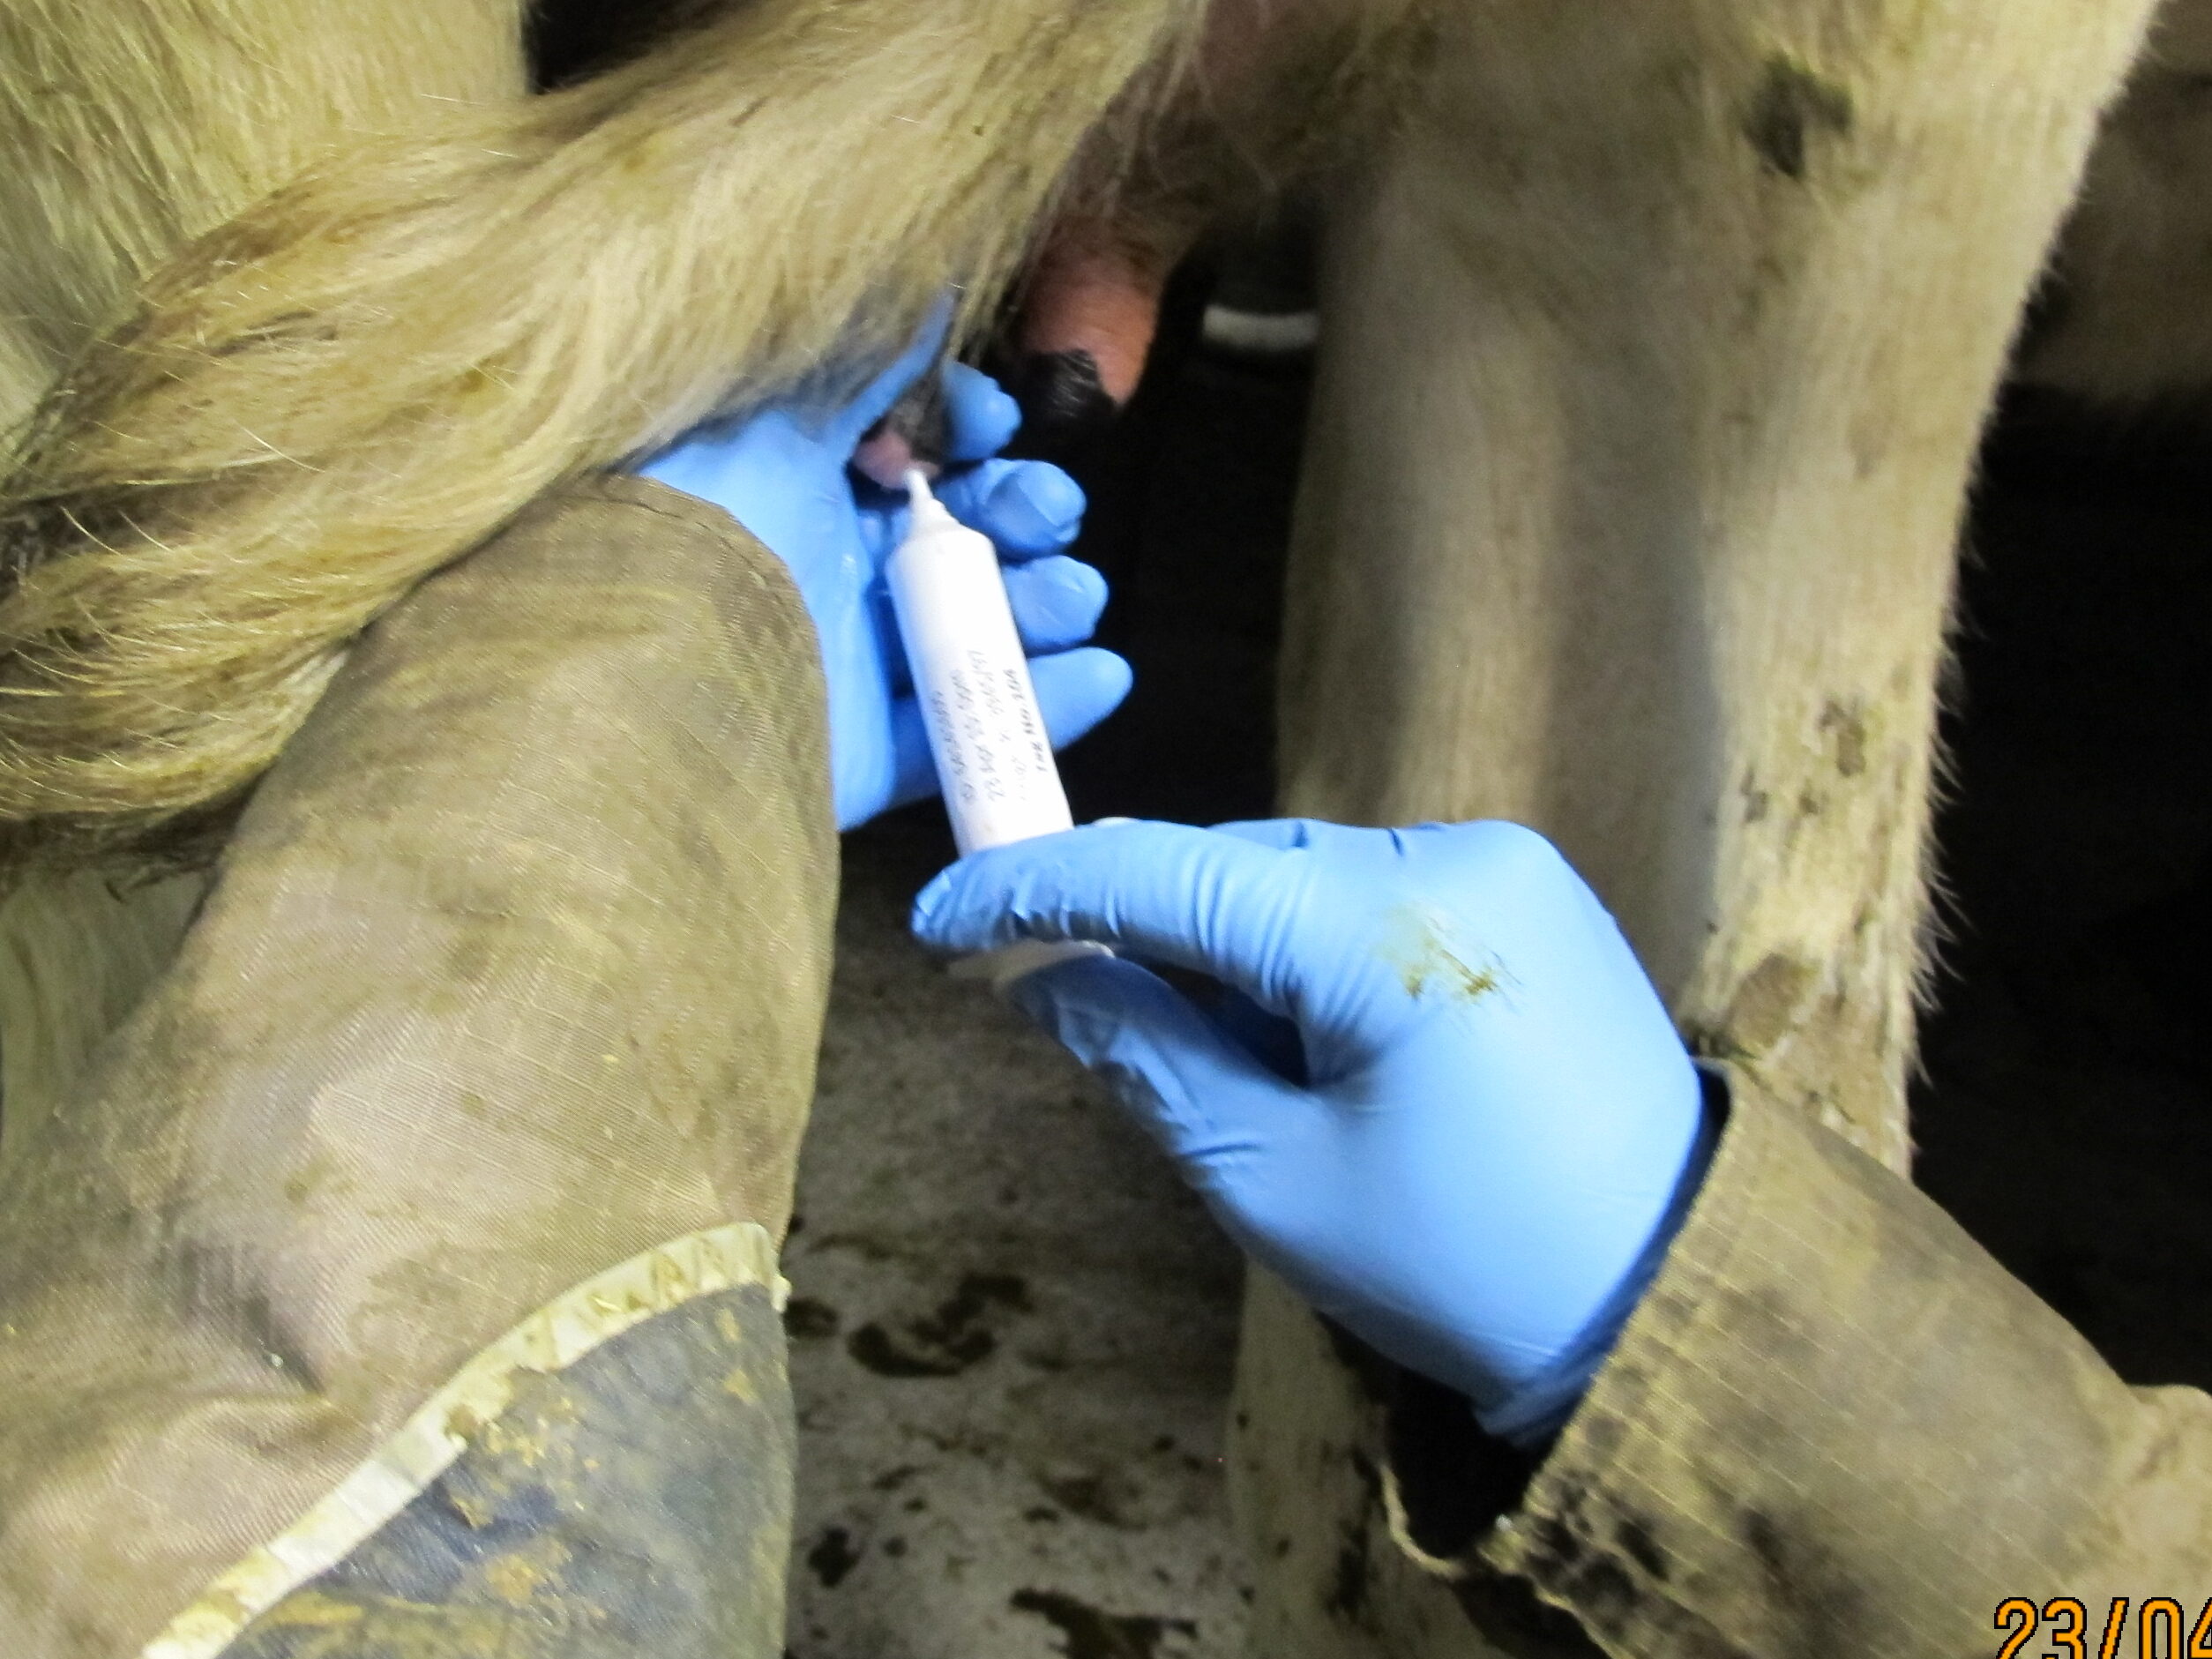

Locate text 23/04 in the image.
[1999,1598,2212,1658]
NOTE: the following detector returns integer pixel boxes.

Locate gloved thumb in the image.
[1004,952,1298,1204]
[912,820,1306,1013]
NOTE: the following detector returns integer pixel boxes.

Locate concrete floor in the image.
[781,812,1249,1659]
[781,288,1309,1659]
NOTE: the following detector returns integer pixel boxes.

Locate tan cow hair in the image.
[0,0,1243,869]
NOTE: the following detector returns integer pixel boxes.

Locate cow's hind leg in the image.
[1244,1,2159,1652]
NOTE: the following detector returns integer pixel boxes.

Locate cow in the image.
[0,0,2192,1649]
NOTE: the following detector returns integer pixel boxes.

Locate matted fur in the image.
[0,0,1216,865]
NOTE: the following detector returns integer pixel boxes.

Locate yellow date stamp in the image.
[1998,1598,2212,1659]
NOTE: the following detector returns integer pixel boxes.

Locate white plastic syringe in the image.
[886,467,1110,986]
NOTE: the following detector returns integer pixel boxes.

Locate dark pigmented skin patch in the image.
[1009,1588,1196,1659]
[860,374,952,474]
[1745,56,1855,180]
[1006,348,1118,457]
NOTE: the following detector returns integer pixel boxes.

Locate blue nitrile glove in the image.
[911,818,1717,1445]
[637,333,1130,829]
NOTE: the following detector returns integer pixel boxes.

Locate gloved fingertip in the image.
[1005,557,1108,654]
[942,362,1023,461]
[1050,557,1110,627]
[1000,954,1153,1075]
[999,464,1085,538]
[961,460,1086,557]
[1001,953,1089,1036]
[910,867,957,935]
[1054,556,1108,607]
[1031,647,1132,746]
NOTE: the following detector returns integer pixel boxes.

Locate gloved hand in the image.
[911,818,1716,1444]
[638,330,1130,829]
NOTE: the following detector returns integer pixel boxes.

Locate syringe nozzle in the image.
[903,466,954,530]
